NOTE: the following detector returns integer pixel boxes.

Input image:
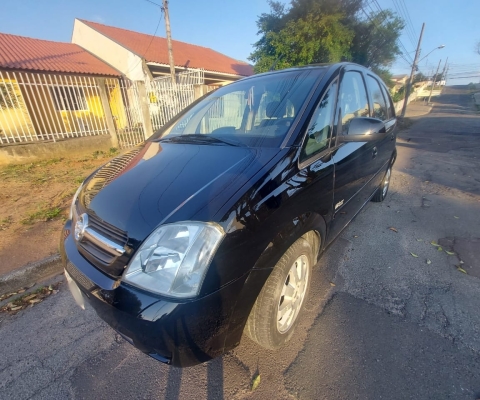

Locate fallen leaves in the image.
[0,283,36,302]
[410,252,419,258]
[0,282,61,314]
[430,241,440,247]
[329,282,336,287]
[456,266,467,274]
[454,216,459,219]
[251,374,261,391]
[389,227,398,233]
[445,250,455,256]
[426,259,432,264]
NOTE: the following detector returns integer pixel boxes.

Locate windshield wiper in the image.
[160,134,245,147]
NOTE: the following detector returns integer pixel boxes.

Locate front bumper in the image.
[60,220,249,367]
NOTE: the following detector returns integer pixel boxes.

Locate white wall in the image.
[72,19,145,81]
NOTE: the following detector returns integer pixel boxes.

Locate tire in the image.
[245,237,313,349]
[371,166,392,202]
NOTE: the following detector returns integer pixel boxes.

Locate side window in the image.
[380,84,395,119]
[339,71,369,132]
[366,75,388,121]
[301,81,337,160]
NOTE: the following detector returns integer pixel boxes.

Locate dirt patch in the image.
[0,149,118,276]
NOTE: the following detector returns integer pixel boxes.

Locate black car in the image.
[61,62,396,367]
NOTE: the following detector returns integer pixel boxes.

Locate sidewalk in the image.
[404,99,433,117]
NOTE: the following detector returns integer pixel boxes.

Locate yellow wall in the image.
[106,80,129,131]
[0,72,119,140]
[0,77,35,140]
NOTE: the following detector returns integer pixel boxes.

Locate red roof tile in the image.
[80,20,253,77]
[0,32,120,76]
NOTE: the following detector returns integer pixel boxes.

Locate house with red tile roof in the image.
[0,32,122,145]
[72,19,253,86]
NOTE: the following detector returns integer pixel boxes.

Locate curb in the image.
[0,254,63,297]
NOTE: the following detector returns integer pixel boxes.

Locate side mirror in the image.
[340,117,386,142]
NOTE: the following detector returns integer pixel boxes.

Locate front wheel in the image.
[245,237,313,349]
[371,166,392,202]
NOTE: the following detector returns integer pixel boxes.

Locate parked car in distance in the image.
[61,62,397,367]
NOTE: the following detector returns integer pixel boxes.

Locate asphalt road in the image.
[1,86,479,400]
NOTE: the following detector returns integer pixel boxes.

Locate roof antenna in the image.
[269,55,282,71]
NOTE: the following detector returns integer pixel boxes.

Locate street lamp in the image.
[418,45,445,65]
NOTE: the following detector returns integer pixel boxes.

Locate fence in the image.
[0,68,208,149]
[0,70,110,144]
[147,69,204,131]
[106,78,145,148]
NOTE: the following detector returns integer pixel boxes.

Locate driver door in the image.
[328,67,378,242]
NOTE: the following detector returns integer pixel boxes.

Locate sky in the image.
[2,0,480,85]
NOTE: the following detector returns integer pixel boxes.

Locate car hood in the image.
[78,141,278,243]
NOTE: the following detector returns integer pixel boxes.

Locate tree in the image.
[250,0,404,75]
[413,72,427,83]
[349,9,404,70]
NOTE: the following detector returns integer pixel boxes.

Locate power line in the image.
[390,0,417,48]
[446,75,480,79]
[392,0,416,47]
[122,2,164,76]
[367,0,415,65]
[399,0,418,41]
[359,2,414,67]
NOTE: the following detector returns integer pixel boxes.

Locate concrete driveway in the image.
[1,86,479,400]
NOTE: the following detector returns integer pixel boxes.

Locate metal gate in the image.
[105,77,145,149]
[147,69,204,131]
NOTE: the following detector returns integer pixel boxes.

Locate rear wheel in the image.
[371,166,391,202]
[245,237,313,349]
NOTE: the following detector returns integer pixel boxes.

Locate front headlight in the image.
[122,222,225,298]
[68,182,84,220]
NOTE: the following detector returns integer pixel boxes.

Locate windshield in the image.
[154,70,321,148]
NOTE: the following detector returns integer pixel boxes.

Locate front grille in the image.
[85,211,128,245]
[79,240,116,265]
[75,205,130,277]
[66,261,95,291]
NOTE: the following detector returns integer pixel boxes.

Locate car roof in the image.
[239,62,373,82]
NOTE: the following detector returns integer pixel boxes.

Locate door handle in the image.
[372,146,378,159]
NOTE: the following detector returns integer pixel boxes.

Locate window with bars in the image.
[50,86,88,111]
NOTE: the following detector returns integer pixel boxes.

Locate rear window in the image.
[380,84,395,119]
[366,75,388,121]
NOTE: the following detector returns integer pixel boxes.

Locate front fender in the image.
[222,211,327,352]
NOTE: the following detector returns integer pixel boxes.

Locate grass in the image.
[21,206,63,225]
[92,147,119,159]
[0,150,121,229]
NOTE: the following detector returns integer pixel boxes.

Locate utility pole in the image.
[162,0,176,85]
[401,22,425,118]
[441,57,448,82]
[427,58,442,104]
